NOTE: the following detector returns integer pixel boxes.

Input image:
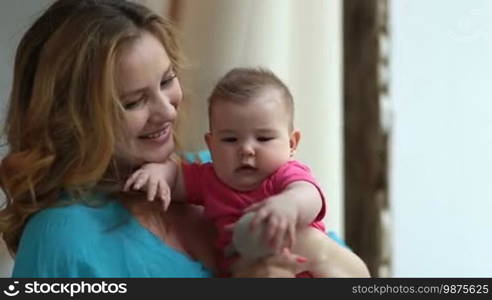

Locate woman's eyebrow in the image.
[121,87,145,99]
[162,64,173,76]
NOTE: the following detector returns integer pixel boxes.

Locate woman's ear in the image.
[289,130,301,156]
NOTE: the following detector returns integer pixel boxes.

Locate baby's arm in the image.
[245,181,322,252]
[124,158,187,210]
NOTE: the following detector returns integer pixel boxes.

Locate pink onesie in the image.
[182,160,327,276]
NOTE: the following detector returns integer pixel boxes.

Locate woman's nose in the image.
[151,94,178,122]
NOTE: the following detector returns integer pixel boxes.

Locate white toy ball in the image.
[232,212,275,259]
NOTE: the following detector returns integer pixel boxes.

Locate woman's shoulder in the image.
[13,194,131,277]
[27,193,127,234]
[13,193,213,278]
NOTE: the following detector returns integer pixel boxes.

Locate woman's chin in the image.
[142,142,175,163]
[117,138,175,167]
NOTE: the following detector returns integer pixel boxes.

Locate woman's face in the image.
[115,31,182,167]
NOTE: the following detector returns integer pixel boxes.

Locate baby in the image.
[125,67,369,277]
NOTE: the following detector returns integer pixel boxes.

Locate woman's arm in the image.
[292,227,371,277]
[232,248,307,278]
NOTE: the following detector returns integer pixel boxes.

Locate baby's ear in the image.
[289,130,301,156]
[204,132,212,149]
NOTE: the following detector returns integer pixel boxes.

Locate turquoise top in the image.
[12,192,212,278]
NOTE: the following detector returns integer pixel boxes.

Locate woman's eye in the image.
[257,137,273,142]
[123,97,145,110]
[160,74,177,89]
[221,137,237,143]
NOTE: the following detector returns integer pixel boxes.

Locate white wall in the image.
[390,0,492,276]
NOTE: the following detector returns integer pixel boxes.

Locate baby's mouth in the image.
[236,165,257,173]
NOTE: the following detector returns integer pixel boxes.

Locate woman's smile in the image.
[139,123,172,143]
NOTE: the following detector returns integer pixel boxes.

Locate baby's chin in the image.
[227,179,262,192]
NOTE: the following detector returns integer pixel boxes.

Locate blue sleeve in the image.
[327,231,349,248]
[13,207,108,277]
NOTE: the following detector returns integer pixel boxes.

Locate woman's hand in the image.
[233,248,307,278]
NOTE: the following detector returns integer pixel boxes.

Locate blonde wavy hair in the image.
[0,0,183,253]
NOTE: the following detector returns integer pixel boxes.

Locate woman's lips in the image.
[139,124,171,143]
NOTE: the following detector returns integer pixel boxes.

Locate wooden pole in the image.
[343,0,390,277]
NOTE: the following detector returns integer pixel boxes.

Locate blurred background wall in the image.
[390,0,492,276]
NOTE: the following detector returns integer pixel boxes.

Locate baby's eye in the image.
[257,137,274,142]
[221,137,237,143]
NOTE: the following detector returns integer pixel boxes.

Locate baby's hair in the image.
[207,67,294,131]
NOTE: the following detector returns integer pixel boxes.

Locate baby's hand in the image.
[243,196,299,254]
[123,163,172,211]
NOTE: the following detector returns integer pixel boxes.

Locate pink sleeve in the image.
[272,161,327,222]
[181,163,205,206]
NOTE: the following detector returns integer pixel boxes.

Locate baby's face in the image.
[205,90,299,191]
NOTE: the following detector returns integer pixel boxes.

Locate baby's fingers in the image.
[146,178,159,201]
[264,216,279,245]
[269,219,288,253]
[287,224,296,249]
[133,173,150,191]
[123,170,143,191]
[250,209,270,233]
[159,183,171,211]
[243,202,263,213]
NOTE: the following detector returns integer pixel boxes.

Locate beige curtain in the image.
[159,0,345,234]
